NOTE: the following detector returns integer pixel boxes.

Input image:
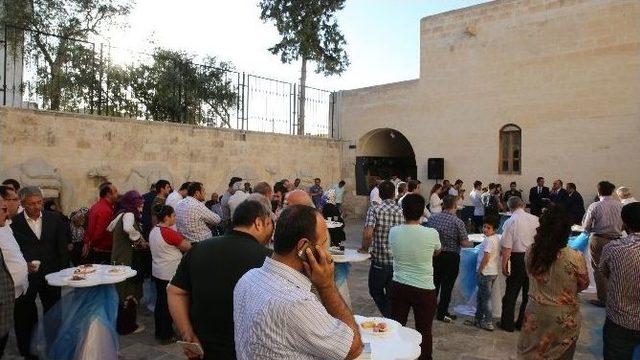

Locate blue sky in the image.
[106,0,490,90]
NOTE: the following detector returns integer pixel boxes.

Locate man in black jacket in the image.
[528,177,550,216]
[11,186,70,359]
[565,183,586,225]
[549,179,569,208]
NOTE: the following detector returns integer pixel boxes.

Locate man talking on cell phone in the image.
[233,205,363,360]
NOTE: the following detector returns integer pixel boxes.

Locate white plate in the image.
[333,249,371,263]
[325,220,343,229]
[64,275,101,287]
[355,316,399,338]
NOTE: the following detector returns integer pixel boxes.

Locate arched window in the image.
[499,124,521,174]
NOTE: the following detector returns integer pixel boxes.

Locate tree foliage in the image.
[2,0,133,110]
[259,0,348,134]
[130,49,236,125]
[259,0,349,75]
[1,1,237,125]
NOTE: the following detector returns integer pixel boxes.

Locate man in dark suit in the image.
[11,186,70,359]
[528,177,550,216]
[549,179,569,208]
[565,183,586,225]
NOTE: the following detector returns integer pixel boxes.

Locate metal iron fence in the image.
[0,24,335,137]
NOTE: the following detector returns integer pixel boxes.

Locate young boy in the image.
[474,215,501,331]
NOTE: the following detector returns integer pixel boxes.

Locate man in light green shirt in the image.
[388,193,441,360]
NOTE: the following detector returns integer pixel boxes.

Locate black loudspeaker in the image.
[427,158,444,180]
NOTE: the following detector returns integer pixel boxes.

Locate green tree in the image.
[130,48,236,125]
[259,0,349,135]
[2,0,132,110]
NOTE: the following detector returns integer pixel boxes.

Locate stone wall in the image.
[0,107,343,213]
[336,0,640,216]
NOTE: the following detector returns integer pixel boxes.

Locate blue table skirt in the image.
[33,285,119,360]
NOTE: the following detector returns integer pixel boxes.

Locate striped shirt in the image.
[600,233,640,331]
[233,257,354,360]
[364,199,404,266]
[582,196,623,237]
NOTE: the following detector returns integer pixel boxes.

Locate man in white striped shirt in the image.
[234,205,363,360]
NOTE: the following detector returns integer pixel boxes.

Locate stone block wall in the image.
[0,107,344,213]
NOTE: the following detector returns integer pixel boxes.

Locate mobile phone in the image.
[177,341,204,357]
[297,242,320,262]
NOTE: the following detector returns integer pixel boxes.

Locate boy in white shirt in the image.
[473,215,501,331]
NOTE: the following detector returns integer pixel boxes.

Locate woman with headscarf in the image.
[322,188,346,247]
[69,207,89,265]
[108,190,148,335]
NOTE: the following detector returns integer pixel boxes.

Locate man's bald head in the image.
[286,189,314,207]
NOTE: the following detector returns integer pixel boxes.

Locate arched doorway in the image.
[355,128,417,196]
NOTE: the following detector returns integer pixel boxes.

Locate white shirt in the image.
[165,190,184,209]
[500,208,540,253]
[470,189,485,216]
[228,190,249,218]
[234,257,354,360]
[370,187,382,206]
[107,212,142,241]
[449,187,459,196]
[175,196,221,243]
[429,193,443,213]
[149,226,183,281]
[0,225,29,298]
[24,211,43,239]
[477,234,501,276]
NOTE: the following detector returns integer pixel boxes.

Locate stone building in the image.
[334,0,640,216]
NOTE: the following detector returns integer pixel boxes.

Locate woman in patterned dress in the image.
[518,205,590,359]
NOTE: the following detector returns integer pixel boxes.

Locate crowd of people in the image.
[0,173,637,360]
[0,176,354,359]
[363,176,639,359]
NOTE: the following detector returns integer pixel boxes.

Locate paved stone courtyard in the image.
[4,219,604,359]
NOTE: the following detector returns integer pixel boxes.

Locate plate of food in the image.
[356,317,398,337]
[104,266,127,276]
[65,274,99,287]
[329,246,345,255]
[74,264,98,275]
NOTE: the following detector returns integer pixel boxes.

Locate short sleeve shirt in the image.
[476,234,501,276]
[389,224,441,289]
[425,212,468,253]
[170,230,272,357]
[364,199,404,266]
